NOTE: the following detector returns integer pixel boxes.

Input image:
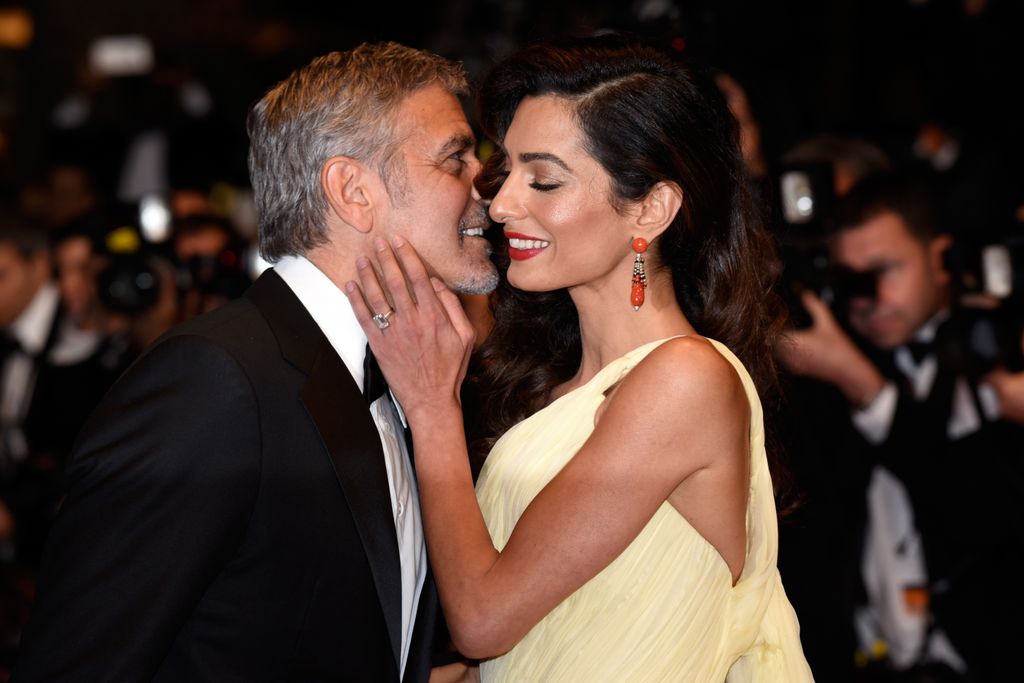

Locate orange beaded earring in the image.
[630,237,648,310]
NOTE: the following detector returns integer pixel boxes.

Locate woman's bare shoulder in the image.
[630,336,744,403]
[589,336,748,479]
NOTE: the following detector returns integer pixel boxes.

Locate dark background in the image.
[2,0,1022,196]
[1,1,1022,679]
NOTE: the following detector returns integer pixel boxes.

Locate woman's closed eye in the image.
[529,180,561,192]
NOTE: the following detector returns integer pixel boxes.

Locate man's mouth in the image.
[459,226,486,237]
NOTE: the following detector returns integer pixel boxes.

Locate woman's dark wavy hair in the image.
[474,36,788,479]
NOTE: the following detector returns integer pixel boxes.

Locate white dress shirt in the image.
[274,255,425,676]
[2,283,61,463]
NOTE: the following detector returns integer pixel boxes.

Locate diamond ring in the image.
[372,309,394,330]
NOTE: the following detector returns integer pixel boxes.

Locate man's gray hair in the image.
[247,42,468,261]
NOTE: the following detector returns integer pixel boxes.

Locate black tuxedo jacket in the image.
[13,271,440,682]
[857,317,1024,679]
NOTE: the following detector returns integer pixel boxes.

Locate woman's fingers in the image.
[355,255,394,332]
[344,279,378,336]
[432,278,477,351]
[351,235,467,350]
[371,237,417,312]
[391,236,442,314]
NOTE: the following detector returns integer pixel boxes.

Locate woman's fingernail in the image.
[356,256,370,269]
[374,237,387,252]
[344,281,356,293]
[392,235,405,248]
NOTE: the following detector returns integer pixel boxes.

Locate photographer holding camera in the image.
[778,173,1023,681]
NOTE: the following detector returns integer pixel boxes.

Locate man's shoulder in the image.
[167,294,265,341]
[117,298,277,391]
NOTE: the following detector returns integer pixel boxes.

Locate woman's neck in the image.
[563,269,695,392]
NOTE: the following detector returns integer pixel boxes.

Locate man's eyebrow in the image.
[520,152,571,172]
[437,133,476,157]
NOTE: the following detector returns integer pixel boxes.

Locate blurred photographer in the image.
[778,174,1022,681]
[172,212,252,321]
[774,136,892,331]
[770,137,893,682]
[0,209,122,568]
[92,222,179,373]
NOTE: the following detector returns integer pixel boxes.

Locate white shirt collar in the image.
[911,308,950,345]
[9,283,60,355]
[273,254,368,392]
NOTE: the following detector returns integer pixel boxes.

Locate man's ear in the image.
[635,181,683,241]
[930,233,954,283]
[321,156,378,234]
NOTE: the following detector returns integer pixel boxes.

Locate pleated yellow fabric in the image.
[475,337,814,682]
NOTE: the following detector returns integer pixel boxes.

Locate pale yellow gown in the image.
[475,337,814,682]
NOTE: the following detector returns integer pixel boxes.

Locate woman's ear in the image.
[635,181,683,240]
[321,156,377,234]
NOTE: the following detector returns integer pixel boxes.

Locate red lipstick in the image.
[505,231,549,261]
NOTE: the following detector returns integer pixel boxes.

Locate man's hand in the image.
[777,291,887,408]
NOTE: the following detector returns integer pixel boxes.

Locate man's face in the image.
[374,84,498,294]
[0,243,50,329]
[832,211,950,349]
[55,236,98,322]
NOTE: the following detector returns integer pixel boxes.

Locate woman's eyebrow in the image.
[519,152,572,172]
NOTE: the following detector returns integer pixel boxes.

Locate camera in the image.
[946,234,1024,310]
[773,161,840,328]
[945,232,1024,375]
[96,251,161,316]
[171,213,252,306]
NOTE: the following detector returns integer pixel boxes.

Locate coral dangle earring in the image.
[630,237,648,311]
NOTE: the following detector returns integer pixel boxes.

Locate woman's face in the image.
[489,95,638,294]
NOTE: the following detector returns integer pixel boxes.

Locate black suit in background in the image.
[12,271,440,682]
[777,311,1024,682]
[864,319,1024,682]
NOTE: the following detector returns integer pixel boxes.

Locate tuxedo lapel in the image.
[246,270,404,672]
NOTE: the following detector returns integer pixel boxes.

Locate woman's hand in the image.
[429,661,480,683]
[344,236,476,422]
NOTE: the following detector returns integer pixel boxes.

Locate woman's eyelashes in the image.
[496,165,563,192]
[529,180,561,192]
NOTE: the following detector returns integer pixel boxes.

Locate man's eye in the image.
[447,152,476,170]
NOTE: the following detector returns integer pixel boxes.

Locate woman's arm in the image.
[346,237,748,658]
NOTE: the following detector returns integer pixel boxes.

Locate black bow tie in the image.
[903,341,934,364]
[362,345,388,405]
[0,330,23,359]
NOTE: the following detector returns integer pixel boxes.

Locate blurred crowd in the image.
[716,42,1024,683]
[2,2,1024,682]
[0,58,261,669]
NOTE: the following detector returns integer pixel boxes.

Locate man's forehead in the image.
[394,86,473,150]
[834,212,920,260]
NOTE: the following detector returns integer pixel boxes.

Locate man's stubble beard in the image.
[451,213,499,295]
